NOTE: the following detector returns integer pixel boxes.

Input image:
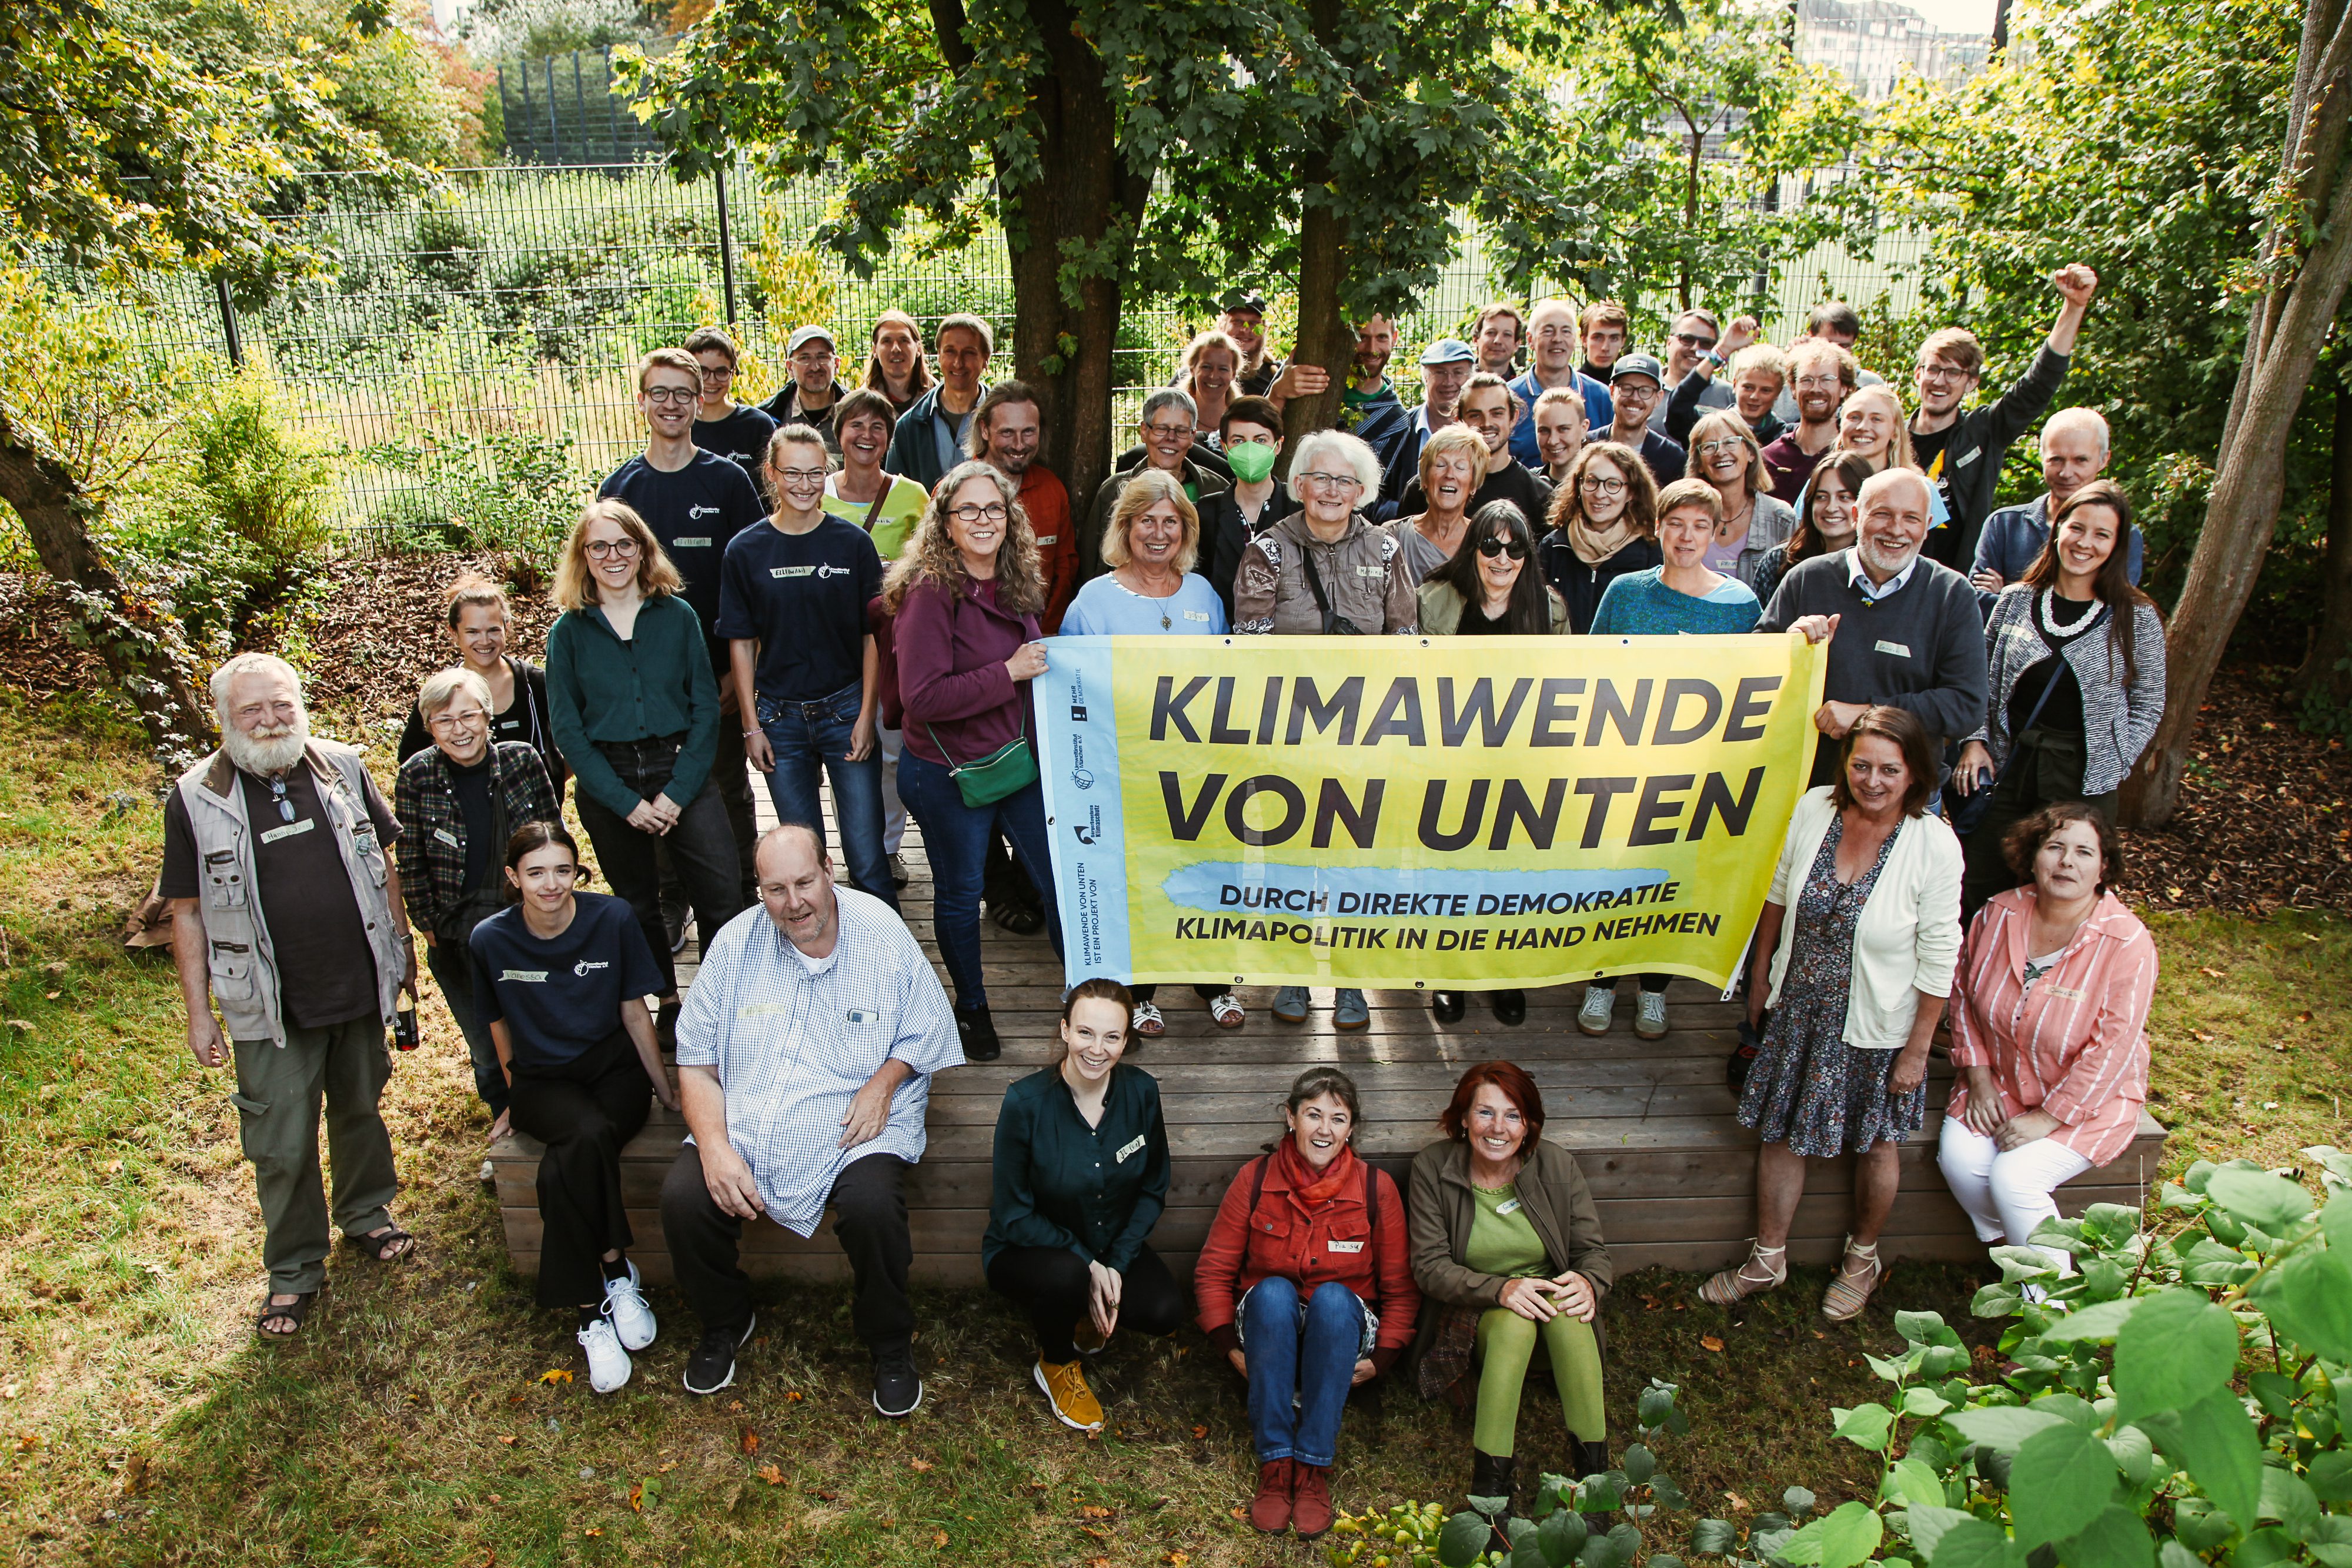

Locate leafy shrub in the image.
[356,427,588,575]
[178,375,340,577]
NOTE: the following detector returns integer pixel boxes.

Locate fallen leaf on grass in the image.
[537,1369,572,1385]
[1700,1335,1725,1352]
[809,1488,838,1502]
[754,1463,784,1485]
[909,1457,934,1472]
[1080,1505,1113,1519]
[1725,1491,1749,1510]
[497,1435,517,1446]
[1088,1559,1111,1568]
[629,1482,644,1512]
[582,1527,601,1537]
[1168,1555,1191,1566]
[2297,1010,2314,1022]
[1081,1526,1111,1542]
[2200,966,2226,979]
[739,1427,760,1454]
[1191,1425,1209,1440]
[932,1530,950,1547]
[1230,1507,1247,1520]
[786,1390,804,1402]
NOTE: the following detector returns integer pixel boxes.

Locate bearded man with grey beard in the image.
[161,652,420,1340]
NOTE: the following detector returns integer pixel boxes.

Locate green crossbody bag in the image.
[927,714,1039,807]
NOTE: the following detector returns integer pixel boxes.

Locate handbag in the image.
[927,713,1038,807]
[1947,600,2100,834]
[1299,547,1364,636]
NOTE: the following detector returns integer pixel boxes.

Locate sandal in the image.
[344,1225,416,1263]
[1822,1238,1883,1323]
[257,1290,316,1339]
[1699,1240,1787,1307]
[1207,992,1246,1029]
[1131,1001,1166,1038]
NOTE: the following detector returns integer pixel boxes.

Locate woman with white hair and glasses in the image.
[397,667,561,1168]
[1234,428,1416,1034]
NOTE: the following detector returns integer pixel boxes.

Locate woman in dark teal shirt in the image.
[544,499,747,1024]
[984,978,1181,1433]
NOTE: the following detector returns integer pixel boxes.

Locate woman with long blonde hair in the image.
[544,499,745,1034]
[886,461,1061,1062]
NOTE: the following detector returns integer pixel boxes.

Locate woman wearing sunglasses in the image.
[1578,479,1763,1044]
[1416,500,1562,1029]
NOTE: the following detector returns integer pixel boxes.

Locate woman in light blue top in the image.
[1582,478,1762,1044]
[1058,469,1242,1037]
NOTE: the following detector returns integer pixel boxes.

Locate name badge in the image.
[1035,534,1058,546]
[1956,447,1980,468]
[739,1002,793,1018]
[260,818,315,845]
[771,565,816,578]
[1327,1239,1365,1253]
[847,1008,878,1023]
[1115,1134,1147,1163]
[1184,610,1212,622]
[1495,1198,1523,1216]
[500,969,548,982]
[433,827,462,848]
[675,536,713,549]
[1355,564,1385,578]
[2046,985,2086,1001]
[1874,640,1912,658]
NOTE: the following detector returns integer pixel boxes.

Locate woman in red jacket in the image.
[1194,1068,1419,1541]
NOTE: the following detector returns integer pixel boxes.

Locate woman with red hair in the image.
[1407,1062,1613,1522]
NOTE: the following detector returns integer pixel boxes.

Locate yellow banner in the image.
[1036,633,1826,992]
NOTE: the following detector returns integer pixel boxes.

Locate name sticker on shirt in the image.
[1184,609,1212,622]
[771,566,817,578]
[2046,985,2086,1001]
[1035,534,1058,546]
[1327,1239,1365,1253]
[1874,640,1913,658]
[847,1008,878,1023]
[1355,564,1385,578]
[674,536,713,549]
[739,1002,794,1018]
[1495,1198,1524,1216]
[501,969,549,983]
[260,818,315,845]
[1115,1134,1147,1164]
[433,827,462,848]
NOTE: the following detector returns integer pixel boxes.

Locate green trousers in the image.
[230,1014,398,1293]
[1474,1306,1606,1457]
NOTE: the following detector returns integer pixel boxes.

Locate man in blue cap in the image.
[1601,353,1687,490]
[1379,337,1477,502]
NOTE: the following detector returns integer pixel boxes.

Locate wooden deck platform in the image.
[490,801,2164,1286]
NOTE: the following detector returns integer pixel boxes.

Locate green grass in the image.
[1,691,2344,1566]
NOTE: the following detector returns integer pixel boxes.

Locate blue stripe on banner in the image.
[1035,637,1128,987]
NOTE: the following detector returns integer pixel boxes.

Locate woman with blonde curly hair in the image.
[885,460,1062,1061]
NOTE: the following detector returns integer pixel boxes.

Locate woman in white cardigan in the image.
[1702,706,1963,1322]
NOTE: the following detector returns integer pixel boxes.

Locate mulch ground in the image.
[4,561,2347,915]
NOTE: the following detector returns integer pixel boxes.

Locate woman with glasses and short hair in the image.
[1234,429,1416,1034]
[1685,411,1798,595]
[1536,442,1661,635]
[397,573,569,802]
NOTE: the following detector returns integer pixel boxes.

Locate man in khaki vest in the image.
[163,653,418,1339]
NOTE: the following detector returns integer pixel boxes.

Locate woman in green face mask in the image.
[1200,396,1298,628]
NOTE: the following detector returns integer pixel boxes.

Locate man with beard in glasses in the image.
[161,653,419,1342]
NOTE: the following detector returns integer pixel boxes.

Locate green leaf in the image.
[2257,1469,2319,1536]
[2057,1504,2153,1568]
[1689,1519,1738,1555]
[1905,1387,1956,1419]
[1775,1502,1883,1568]
[1927,1516,2011,1568]
[2037,1298,2140,1342]
[2112,1290,2237,1423]
[1897,1310,1963,1348]
[1638,1386,1678,1429]
[2251,1247,2352,1362]
[1539,1507,1590,1566]
[2159,1541,2206,1568]
[1946,1406,2070,1451]
[2010,1419,2121,1548]
[1784,1487,1817,1518]
[1906,1504,1976,1559]
[2235,1526,2300,1568]
[1578,1477,1622,1513]
[2170,1497,2237,1552]
[1834,1403,1897,1452]
[2204,1168,2313,1232]
[2322,1187,2352,1253]
[1441,1510,1495,1567]
[2103,1425,2154,1490]
[1621,1445,1656,1484]
[1892,1457,1949,1510]
[2142,1388,2262,1529]
[2308,1450,2352,1503]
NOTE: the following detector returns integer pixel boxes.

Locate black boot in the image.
[1575,1439,1614,1519]
[1469,1449,1518,1534]
[957,1005,1001,1062]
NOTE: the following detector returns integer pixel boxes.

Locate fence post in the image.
[517,61,533,161]
[546,56,560,161]
[572,51,589,159]
[715,163,740,326]
[215,275,244,367]
[604,47,622,158]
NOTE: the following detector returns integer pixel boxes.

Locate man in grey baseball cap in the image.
[1378,337,1479,504]
[1603,352,1686,490]
[761,323,849,452]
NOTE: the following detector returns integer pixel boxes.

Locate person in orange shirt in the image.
[966,382,1077,633]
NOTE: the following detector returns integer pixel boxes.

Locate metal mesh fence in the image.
[57,158,1926,552]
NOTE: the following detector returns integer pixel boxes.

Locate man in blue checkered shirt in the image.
[660,823,960,1412]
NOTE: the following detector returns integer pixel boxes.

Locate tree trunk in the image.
[0,417,216,770]
[2123,0,2352,826]
[1282,0,1355,461]
[2288,365,2352,713]
[990,0,1144,517]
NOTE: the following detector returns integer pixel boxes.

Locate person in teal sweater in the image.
[544,499,747,1025]
[1583,479,1762,1042]
[984,978,1183,1434]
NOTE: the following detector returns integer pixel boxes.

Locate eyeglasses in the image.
[266,775,296,824]
[1141,423,1193,441]
[773,467,829,486]
[427,709,488,733]
[789,352,836,370]
[698,365,736,381]
[949,502,1010,524]
[1696,439,1749,456]
[1917,363,1973,383]
[1476,537,1529,560]
[1579,476,1628,495]
[1298,472,1361,492]
[643,386,698,405]
[1673,331,1719,351]
[1793,375,1842,391]
[585,538,640,559]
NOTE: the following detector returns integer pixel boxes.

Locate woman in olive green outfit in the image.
[1409,1061,1612,1516]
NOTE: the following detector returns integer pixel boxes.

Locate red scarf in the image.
[1273,1135,1359,1208]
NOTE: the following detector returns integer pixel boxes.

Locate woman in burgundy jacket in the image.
[882,460,1065,1063]
[1193,1067,1419,1542]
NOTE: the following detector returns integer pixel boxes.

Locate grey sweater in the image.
[1758,549,1992,785]
[1967,585,2167,797]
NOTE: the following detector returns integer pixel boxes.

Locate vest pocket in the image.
[209,941,258,1002]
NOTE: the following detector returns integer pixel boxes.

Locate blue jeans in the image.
[424,937,507,1119]
[758,681,896,911]
[1240,1278,1368,1468]
[896,750,1061,1010]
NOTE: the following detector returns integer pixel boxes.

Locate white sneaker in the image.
[1636,991,1670,1040]
[1576,984,1615,1036]
[603,1261,657,1352]
[578,1317,633,1393]
[479,1158,496,1186]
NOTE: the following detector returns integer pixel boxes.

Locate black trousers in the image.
[985,1243,1187,1363]
[576,736,747,997]
[505,1033,653,1309]
[660,1146,915,1348]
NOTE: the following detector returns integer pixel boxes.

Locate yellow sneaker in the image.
[1033,1358,1104,1432]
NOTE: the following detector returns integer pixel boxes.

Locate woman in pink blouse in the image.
[1937,803,2154,1275]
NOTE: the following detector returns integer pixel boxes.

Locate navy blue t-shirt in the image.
[468,891,665,1069]
[693,405,779,492]
[714,517,884,703]
[599,452,765,674]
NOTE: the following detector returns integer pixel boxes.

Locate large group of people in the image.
[161,274,2161,1530]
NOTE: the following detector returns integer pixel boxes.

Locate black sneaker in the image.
[682,1312,756,1396]
[1491,989,1526,1027]
[872,1340,923,1418]
[662,898,691,955]
[1432,991,1466,1023]
[989,899,1045,935]
[656,998,683,1057]
[957,1006,1001,1062]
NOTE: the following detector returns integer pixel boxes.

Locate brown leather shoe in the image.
[1248,1457,1294,1533]
[1291,1462,1334,1538]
